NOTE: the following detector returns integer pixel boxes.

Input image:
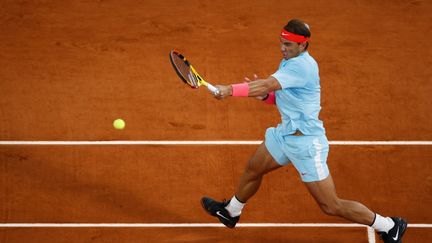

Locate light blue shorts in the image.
[265,127,330,182]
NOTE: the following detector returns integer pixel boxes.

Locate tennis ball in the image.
[113,119,126,130]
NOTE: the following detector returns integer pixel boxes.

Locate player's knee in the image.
[319,199,343,216]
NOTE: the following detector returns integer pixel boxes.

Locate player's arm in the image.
[214,76,281,100]
[246,76,281,97]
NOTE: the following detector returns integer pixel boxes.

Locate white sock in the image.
[225,196,245,217]
[371,213,395,233]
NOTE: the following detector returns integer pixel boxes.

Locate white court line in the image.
[5,223,430,243]
[0,141,432,145]
[0,223,430,227]
[367,227,376,243]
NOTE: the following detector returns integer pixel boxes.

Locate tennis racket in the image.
[169,50,220,95]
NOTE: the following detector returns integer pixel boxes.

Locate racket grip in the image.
[206,83,220,95]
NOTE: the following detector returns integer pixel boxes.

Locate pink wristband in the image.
[264,91,276,104]
[231,83,249,97]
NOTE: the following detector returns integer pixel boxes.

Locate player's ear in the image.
[299,42,307,52]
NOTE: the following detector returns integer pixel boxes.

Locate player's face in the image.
[279,37,306,60]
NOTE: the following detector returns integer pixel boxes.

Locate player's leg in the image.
[234,141,282,203]
[201,142,283,228]
[305,174,407,242]
[201,128,289,228]
[304,174,375,224]
[293,135,407,242]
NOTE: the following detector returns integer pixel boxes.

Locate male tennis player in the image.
[201,19,407,242]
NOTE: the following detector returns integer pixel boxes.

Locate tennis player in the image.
[201,19,407,243]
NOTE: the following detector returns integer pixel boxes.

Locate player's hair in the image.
[284,19,311,50]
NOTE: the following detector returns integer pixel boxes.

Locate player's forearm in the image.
[246,79,274,97]
[228,76,281,99]
[230,77,279,97]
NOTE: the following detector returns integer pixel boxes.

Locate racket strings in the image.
[187,71,199,87]
[171,54,198,88]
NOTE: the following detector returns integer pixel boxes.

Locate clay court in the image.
[1,0,431,242]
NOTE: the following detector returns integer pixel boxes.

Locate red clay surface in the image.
[0,146,431,223]
[0,228,370,243]
[1,0,431,242]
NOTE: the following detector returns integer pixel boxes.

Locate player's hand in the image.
[245,74,266,100]
[213,85,232,100]
[244,73,259,82]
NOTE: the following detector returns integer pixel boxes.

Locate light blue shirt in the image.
[271,51,325,136]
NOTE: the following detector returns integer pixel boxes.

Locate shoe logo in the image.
[301,172,307,176]
[216,211,230,221]
[392,226,400,241]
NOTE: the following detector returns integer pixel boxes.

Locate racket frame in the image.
[169,50,219,94]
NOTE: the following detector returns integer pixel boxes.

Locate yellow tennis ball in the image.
[113,119,126,130]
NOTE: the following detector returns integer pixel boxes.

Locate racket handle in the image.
[206,83,220,95]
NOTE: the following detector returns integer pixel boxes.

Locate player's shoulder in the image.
[296,52,318,70]
[279,52,317,74]
[283,55,309,71]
